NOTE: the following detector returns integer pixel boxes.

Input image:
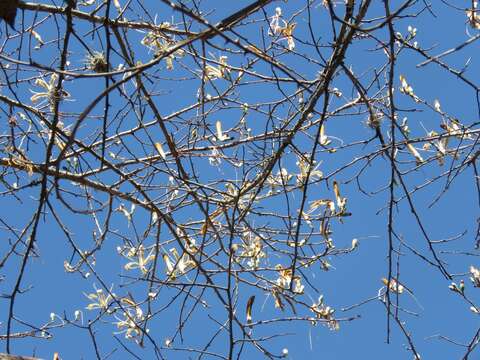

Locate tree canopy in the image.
[0,0,479,359]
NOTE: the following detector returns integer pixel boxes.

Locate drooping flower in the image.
[215,120,231,141]
[406,142,424,165]
[280,22,296,51]
[268,7,296,50]
[333,181,347,214]
[268,7,283,35]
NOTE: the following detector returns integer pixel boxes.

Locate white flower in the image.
[407,25,417,37]
[116,203,136,226]
[30,73,70,107]
[333,181,347,213]
[275,265,304,294]
[382,277,404,294]
[141,30,185,70]
[216,120,231,141]
[237,232,265,269]
[209,147,222,167]
[123,245,156,274]
[296,155,323,185]
[470,266,480,287]
[155,142,167,160]
[114,306,146,340]
[266,168,292,191]
[84,285,114,311]
[268,7,296,51]
[310,295,339,330]
[399,74,414,97]
[268,7,283,35]
[204,56,230,81]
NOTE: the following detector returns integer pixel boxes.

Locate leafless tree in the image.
[0,0,479,359]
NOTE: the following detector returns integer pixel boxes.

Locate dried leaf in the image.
[155,142,167,160]
[406,143,424,164]
[215,120,229,141]
[319,124,331,146]
[333,181,346,212]
[31,30,45,48]
[246,295,255,325]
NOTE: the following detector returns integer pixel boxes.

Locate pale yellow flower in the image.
[124,245,155,274]
[114,306,146,340]
[204,56,230,81]
[382,277,404,294]
[84,285,114,311]
[30,73,69,106]
[310,295,339,330]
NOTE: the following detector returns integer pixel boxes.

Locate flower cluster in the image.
[30,73,70,108]
[141,29,185,70]
[162,245,197,280]
[121,244,156,274]
[275,265,305,294]
[234,231,266,269]
[268,7,296,51]
[114,304,147,342]
[204,56,230,81]
[310,295,339,330]
[84,285,115,312]
[296,154,323,185]
[266,168,293,193]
